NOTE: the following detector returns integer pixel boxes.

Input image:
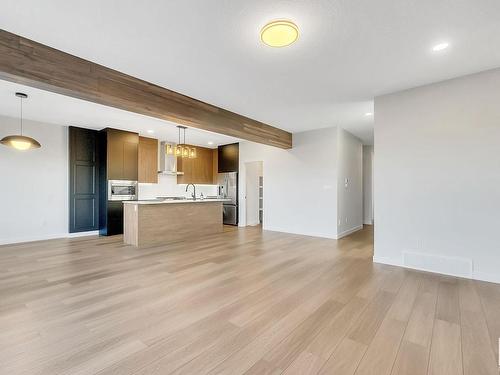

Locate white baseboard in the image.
[403,251,472,279]
[67,230,100,238]
[372,255,403,268]
[263,224,363,240]
[373,253,500,284]
[336,225,363,239]
[471,271,500,284]
[0,230,100,246]
[263,226,337,240]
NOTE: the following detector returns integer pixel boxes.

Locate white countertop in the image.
[123,198,232,205]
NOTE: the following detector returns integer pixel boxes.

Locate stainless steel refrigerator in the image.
[217,172,238,225]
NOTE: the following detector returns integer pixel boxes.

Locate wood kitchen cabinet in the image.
[138,136,158,183]
[98,128,139,236]
[212,148,218,184]
[177,145,217,184]
[103,128,139,181]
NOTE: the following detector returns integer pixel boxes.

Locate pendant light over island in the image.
[174,125,196,159]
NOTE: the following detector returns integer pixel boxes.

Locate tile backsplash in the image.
[138,174,218,200]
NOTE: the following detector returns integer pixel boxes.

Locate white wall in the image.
[337,128,363,237]
[363,145,374,225]
[374,68,500,283]
[0,116,69,244]
[239,127,339,239]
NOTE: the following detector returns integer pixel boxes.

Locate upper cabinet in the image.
[212,148,218,184]
[177,145,217,185]
[218,143,239,172]
[138,136,158,183]
[103,128,139,181]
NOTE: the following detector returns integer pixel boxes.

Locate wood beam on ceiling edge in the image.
[0,29,292,149]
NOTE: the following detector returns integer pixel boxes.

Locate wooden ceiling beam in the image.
[0,29,292,149]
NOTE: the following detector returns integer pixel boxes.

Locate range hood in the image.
[158,141,184,175]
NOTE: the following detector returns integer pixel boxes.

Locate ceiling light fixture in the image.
[432,42,449,52]
[1,93,41,151]
[175,126,196,159]
[260,20,299,48]
[207,141,214,146]
[147,129,154,134]
[365,112,373,116]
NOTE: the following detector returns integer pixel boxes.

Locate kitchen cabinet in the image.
[212,148,218,184]
[177,145,216,184]
[138,136,158,183]
[68,126,99,233]
[98,128,139,236]
[103,128,139,181]
[218,143,239,172]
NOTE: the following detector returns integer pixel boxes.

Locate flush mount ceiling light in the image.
[147,129,154,134]
[365,112,373,116]
[1,93,41,151]
[260,20,299,48]
[432,42,449,52]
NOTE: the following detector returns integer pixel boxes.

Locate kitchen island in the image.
[123,199,230,247]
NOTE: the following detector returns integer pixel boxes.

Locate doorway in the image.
[245,161,263,226]
[363,145,374,225]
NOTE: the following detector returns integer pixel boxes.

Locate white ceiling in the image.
[1,0,500,145]
[0,80,239,147]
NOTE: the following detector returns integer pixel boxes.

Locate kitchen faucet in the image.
[186,183,196,200]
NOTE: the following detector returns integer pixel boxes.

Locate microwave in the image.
[108,180,138,201]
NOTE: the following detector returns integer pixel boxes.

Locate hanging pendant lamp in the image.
[175,126,184,157]
[1,93,41,151]
[175,125,196,159]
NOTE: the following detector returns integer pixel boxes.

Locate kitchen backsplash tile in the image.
[138,174,218,200]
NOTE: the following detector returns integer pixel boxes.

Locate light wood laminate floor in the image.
[1,226,499,375]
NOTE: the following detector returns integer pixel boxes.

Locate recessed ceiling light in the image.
[207,141,214,145]
[365,112,373,116]
[147,129,154,134]
[432,42,449,52]
[260,20,299,48]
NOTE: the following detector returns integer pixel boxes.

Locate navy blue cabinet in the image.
[69,127,99,233]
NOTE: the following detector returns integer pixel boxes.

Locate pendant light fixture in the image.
[1,93,41,151]
[165,143,174,155]
[175,126,184,157]
[181,127,189,158]
[175,125,196,159]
